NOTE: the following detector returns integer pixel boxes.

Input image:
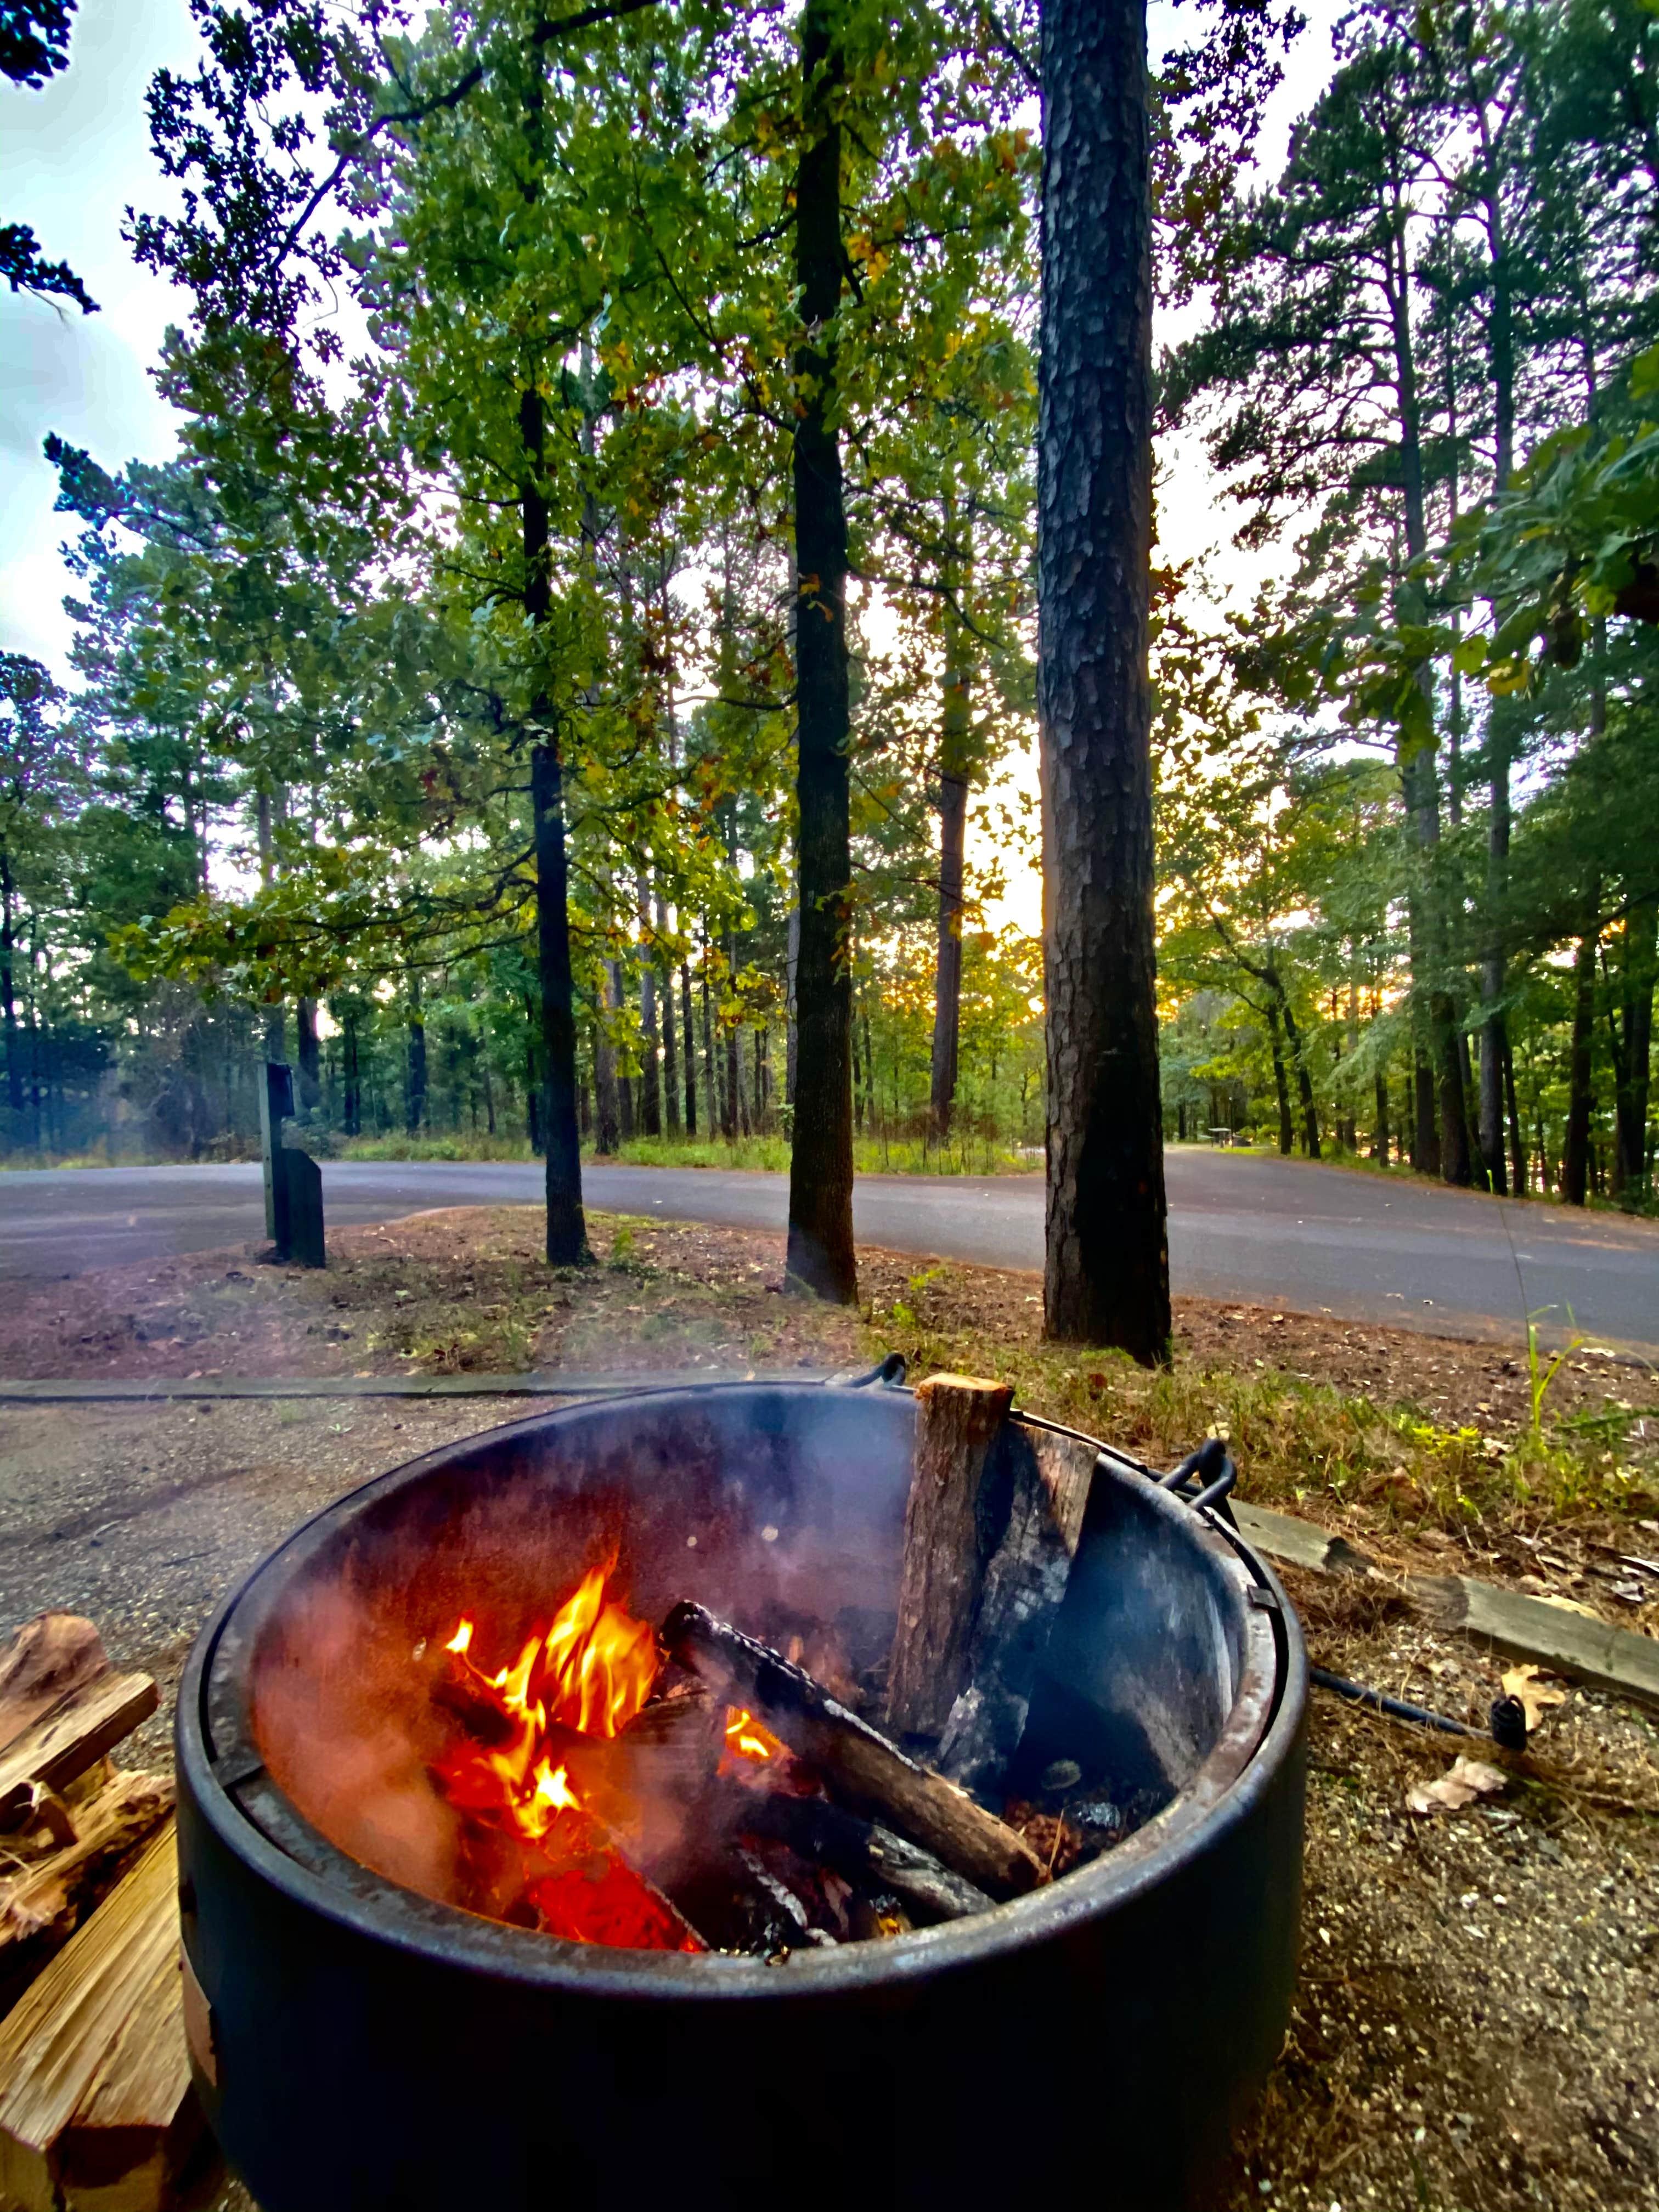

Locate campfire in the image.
[182,1370,1305,2212]
[398,1376,1119,1954]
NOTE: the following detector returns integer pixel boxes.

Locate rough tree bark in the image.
[1037,0,1170,1362]
[404,972,426,1136]
[680,962,697,1135]
[295,998,320,1112]
[929,512,972,1143]
[1561,909,1600,1207]
[785,0,857,1300]
[520,381,589,1263]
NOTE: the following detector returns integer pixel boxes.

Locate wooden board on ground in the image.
[0,1822,189,2212]
[1410,1574,1659,1712]
[1231,1502,1376,1577]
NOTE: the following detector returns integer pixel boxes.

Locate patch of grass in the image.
[860,1275,1658,1542]
[589,1133,1036,1176]
[342,1133,535,1162]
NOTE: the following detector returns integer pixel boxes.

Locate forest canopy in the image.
[2,0,1654,1221]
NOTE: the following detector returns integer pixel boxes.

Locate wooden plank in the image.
[1232,1502,1376,1577]
[0,1825,178,2212]
[1410,1575,1659,1712]
[885,1373,1014,1737]
[0,1617,110,1755]
[0,1678,159,1830]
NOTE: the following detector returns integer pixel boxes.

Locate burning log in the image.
[661,1602,1045,1901]
[935,1424,1096,1798]
[733,1784,994,1924]
[884,1374,1014,1741]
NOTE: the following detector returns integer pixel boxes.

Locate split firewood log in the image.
[0,1822,190,2212]
[662,1602,1045,1901]
[732,1782,994,1924]
[0,1674,160,1831]
[0,1616,111,1755]
[935,1423,1096,1798]
[884,1374,1015,1740]
[0,1771,175,2015]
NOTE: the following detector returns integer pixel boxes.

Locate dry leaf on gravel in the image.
[1502,1663,1567,1731]
[1406,1757,1509,1815]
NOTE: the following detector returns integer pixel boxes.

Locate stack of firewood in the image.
[0,1612,202,2212]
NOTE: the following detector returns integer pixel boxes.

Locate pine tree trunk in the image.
[1503,1031,1526,1198]
[1612,900,1656,1202]
[1561,912,1599,1207]
[1037,0,1170,1362]
[637,875,662,1137]
[0,862,21,1116]
[1266,998,1294,1156]
[930,522,972,1142]
[1278,988,1321,1159]
[701,953,718,1137]
[785,0,857,1300]
[657,893,680,1138]
[1373,1069,1390,1164]
[680,962,697,1135]
[405,976,427,1137]
[594,970,621,1158]
[785,901,800,1107]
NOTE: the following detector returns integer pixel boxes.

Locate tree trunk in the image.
[296,998,321,1112]
[1265,998,1294,1155]
[680,962,697,1136]
[342,1010,361,1138]
[637,876,662,1137]
[1278,986,1321,1159]
[531,740,589,1259]
[701,951,718,1137]
[1373,1069,1390,1164]
[930,520,972,1143]
[1477,708,1512,1193]
[657,893,680,1138]
[785,901,800,1107]
[1036,0,1170,1363]
[1561,912,1599,1207]
[0,863,21,1116]
[1611,900,1656,1203]
[594,969,622,1159]
[1502,1030,1526,1198]
[405,975,427,1136]
[785,0,857,1301]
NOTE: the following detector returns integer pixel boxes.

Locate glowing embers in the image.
[722,1707,787,1769]
[432,1567,702,1953]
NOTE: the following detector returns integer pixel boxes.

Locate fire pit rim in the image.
[180,1378,1305,1998]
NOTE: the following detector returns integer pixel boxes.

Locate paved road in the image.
[1,1154,1653,1350]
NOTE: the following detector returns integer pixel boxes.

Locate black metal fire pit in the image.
[176,1375,1306,2212]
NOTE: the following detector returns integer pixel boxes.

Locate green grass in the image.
[598,1132,1037,1175]
[341,1132,537,1163]
[860,1273,1659,1539]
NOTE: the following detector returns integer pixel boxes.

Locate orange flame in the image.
[433,1563,660,1852]
[723,1706,786,1766]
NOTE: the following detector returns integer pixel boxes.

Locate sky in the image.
[1,0,1345,934]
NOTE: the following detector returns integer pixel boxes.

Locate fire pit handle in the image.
[1159,1437,1238,1520]
[830,1351,910,1389]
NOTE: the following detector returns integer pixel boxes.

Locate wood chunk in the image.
[0,1617,110,1756]
[1409,1575,1659,1712]
[57,1940,199,2212]
[663,1602,1044,1901]
[0,1824,179,2212]
[935,1423,1096,1797]
[885,1374,1014,1738]
[0,1677,160,1831]
[1,1771,175,1966]
[736,1784,994,1923]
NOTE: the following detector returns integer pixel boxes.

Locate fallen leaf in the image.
[1500,1663,1566,1730]
[1407,1757,1509,1816]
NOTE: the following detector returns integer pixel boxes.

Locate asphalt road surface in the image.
[1,1153,1653,1351]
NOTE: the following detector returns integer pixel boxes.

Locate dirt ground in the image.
[2,1205,1655,2211]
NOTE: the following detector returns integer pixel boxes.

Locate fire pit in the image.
[176,1372,1306,2211]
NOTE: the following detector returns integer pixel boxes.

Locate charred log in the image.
[661,1602,1044,1900]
